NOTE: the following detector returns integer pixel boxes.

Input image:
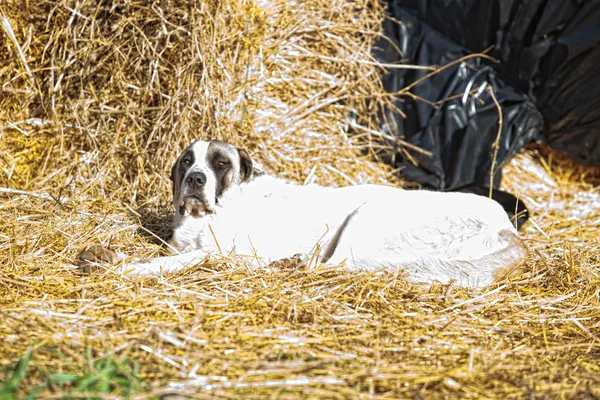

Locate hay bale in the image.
[1,0,599,398]
[0,0,399,258]
[1,0,396,191]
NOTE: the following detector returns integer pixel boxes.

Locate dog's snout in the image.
[186,172,207,187]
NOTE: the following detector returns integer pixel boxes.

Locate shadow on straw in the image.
[135,204,174,248]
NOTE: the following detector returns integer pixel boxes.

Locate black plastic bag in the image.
[387,0,600,167]
[375,1,600,178]
[372,0,600,228]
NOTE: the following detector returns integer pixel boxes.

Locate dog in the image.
[78,140,528,288]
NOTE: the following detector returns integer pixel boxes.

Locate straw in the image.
[1,0,599,398]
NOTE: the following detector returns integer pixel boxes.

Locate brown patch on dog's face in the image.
[170,145,196,216]
[206,140,237,198]
[205,140,254,198]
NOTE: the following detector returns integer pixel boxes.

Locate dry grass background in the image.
[1,0,599,398]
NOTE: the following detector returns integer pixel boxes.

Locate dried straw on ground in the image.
[1,0,599,398]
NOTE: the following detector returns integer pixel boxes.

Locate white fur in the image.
[123,174,527,288]
[185,141,217,212]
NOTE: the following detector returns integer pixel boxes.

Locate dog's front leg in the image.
[123,249,211,275]
[77,246,210,276]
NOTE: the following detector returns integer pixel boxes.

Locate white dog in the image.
[78,140,527,288]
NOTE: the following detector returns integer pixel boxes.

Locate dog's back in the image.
[324,186,527,287]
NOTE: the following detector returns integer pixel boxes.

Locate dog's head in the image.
[170,140,253,217]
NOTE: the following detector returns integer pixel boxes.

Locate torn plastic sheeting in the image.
[395,0,600,167]
[373,4,544,191]
[375,0,600,188]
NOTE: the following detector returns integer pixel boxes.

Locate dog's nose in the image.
[186,172,207,187]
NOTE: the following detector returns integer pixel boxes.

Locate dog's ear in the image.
[238,148,253,182]
[170,161,177,182]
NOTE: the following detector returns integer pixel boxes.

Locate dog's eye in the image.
[183,159,191,165]
[217,160,229,168]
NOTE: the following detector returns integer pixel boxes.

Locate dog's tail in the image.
[320,204,364,263]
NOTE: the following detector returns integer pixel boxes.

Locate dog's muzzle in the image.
[179,196,212,217]
[179,171,212,217]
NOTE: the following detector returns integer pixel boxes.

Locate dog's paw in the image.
[269,253,307,270]
[76,245,119,274]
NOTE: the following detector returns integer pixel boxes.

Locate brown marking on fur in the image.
[171,147,195,215]
[207,140,244,196]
